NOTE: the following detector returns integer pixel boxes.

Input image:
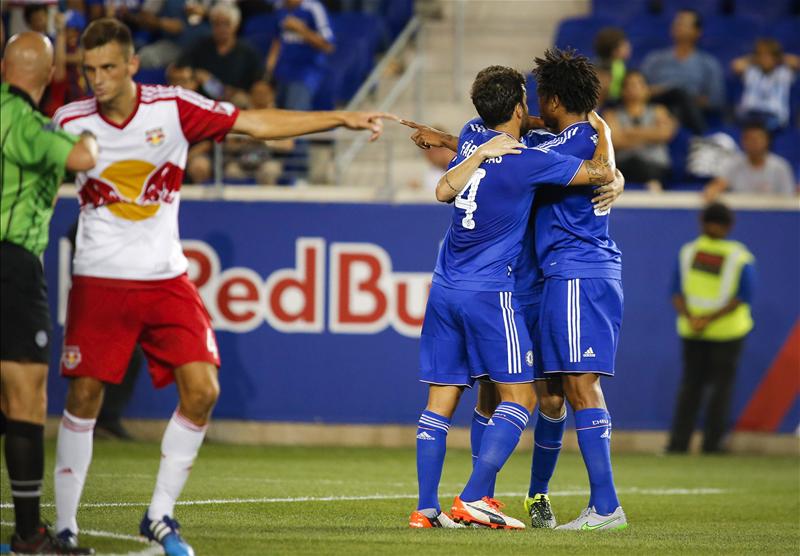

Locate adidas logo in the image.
[600,428,611,439]
[416,432,435,441]
[583,347,596,358]
[487,419,495,426]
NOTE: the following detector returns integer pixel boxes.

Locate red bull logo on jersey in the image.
[145,127,165,146]
[79,160,183,220]
[181,238,431,337]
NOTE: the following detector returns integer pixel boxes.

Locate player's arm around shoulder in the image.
[435,134,523,202]
[567,111,616,187]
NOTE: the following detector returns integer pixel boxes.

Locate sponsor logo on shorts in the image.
[35,330,48,348]
[583,347,596,358]
[526,350,534,367]
[62,345,82,370]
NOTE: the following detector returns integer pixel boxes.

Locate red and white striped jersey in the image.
[54,84,239,280]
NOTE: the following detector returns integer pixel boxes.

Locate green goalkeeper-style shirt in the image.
[1,82,78,257]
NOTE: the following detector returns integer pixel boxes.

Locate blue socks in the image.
[461,402,529,502]
[470,409,496,497]
[416,410,450,511]
[575,408,619,515]
[529,410,566,497]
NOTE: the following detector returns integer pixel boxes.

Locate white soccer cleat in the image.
[556,506,628,531]
[450,496,526,530]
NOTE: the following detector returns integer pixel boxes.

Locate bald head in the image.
[2,32,55,103]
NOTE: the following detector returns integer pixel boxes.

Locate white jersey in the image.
[54,84,238,280]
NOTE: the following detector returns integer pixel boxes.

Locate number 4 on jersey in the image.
[455,168,486,230]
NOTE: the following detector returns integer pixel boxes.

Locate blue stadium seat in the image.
[591,0,651,24]
[380,0,414,41]
[699,15,762,71]
[659,0,724,18]
[554,15,617,59]
[134,67,167,85]
[241,12,279,59]
[667,127,693,182]
[734,0,795,22]
[765,17,800,53]
[772,128,800,180]
[624,14,673,68]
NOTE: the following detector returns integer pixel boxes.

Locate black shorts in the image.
[0,241,52,364]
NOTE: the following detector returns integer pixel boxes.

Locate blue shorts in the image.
[419,283,534,387]
[516,294,545,379]
[537,278,623,375]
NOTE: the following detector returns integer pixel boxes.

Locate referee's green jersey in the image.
[1,83,78,257]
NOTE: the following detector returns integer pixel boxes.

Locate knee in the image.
[499,385,536,413]
[563,379,605,412]
[476,383,500,416]
[4,382,47,423]
[537,391,566,419]
[65,379,104,418]
[183,380,220,414]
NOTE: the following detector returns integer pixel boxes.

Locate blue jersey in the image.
[433,124,583,292]
[273,0,334,87]
[525,122,623,280]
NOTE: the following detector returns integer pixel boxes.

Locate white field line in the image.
[0,487,727,510]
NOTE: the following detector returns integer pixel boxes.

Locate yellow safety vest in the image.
[677,235,754,341]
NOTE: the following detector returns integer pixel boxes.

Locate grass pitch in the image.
[1,439,798,555]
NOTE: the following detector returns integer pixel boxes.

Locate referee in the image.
[667,203,755,454]
[1,32,97,554]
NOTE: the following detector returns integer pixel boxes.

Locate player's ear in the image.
[128,53,140,78]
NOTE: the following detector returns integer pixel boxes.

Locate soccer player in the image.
[1,32,98,554]
[438,49,628,531]
[409,65,616,530]
[51,18,394,556]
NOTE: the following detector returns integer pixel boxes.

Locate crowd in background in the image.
[580,1,799,197]
[1,0,798,194]
[1,0,410,185]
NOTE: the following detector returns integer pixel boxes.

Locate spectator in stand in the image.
[641,9,724,134]
[732,38,799,132]
[704,123,796,200]
[23,3,50,35]
[224,80,294,185]
[87,0,144,23]
[593,27,630,107]
[267,0,334,112]
[42,9,87,116]
[175,2,263,107]
[132,0,211,69]
[604,71,678,192]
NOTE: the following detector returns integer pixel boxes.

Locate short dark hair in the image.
[754,37,783,60]
[740,121,772,145]
[594,27,627,61]
[532,47,600,114]
[678,9,703,30]
[470,66,526,128]
[81,18,134,57]
[702,202,733,227]
[23,4,47,24]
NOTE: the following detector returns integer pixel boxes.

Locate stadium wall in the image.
[42,191,800,441]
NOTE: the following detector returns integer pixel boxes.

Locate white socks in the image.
[54,410,96,534]
[148,411,207,520]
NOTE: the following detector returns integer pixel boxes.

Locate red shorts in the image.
[61,274,220,388]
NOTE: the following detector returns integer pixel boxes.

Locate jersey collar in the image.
[7,84,38,111]
[558,120,590,135]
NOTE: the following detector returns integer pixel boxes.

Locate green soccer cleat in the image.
[523,493,557,528]
[556,506,628,531]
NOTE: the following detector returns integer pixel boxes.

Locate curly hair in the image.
[532,47,600,114]
[470,65,526,128]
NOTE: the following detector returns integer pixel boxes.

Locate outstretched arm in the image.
[401,119,458,152]
[232,109,397,141]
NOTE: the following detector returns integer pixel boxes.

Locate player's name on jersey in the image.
[56,237,431,338]
[459,139,505,164]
